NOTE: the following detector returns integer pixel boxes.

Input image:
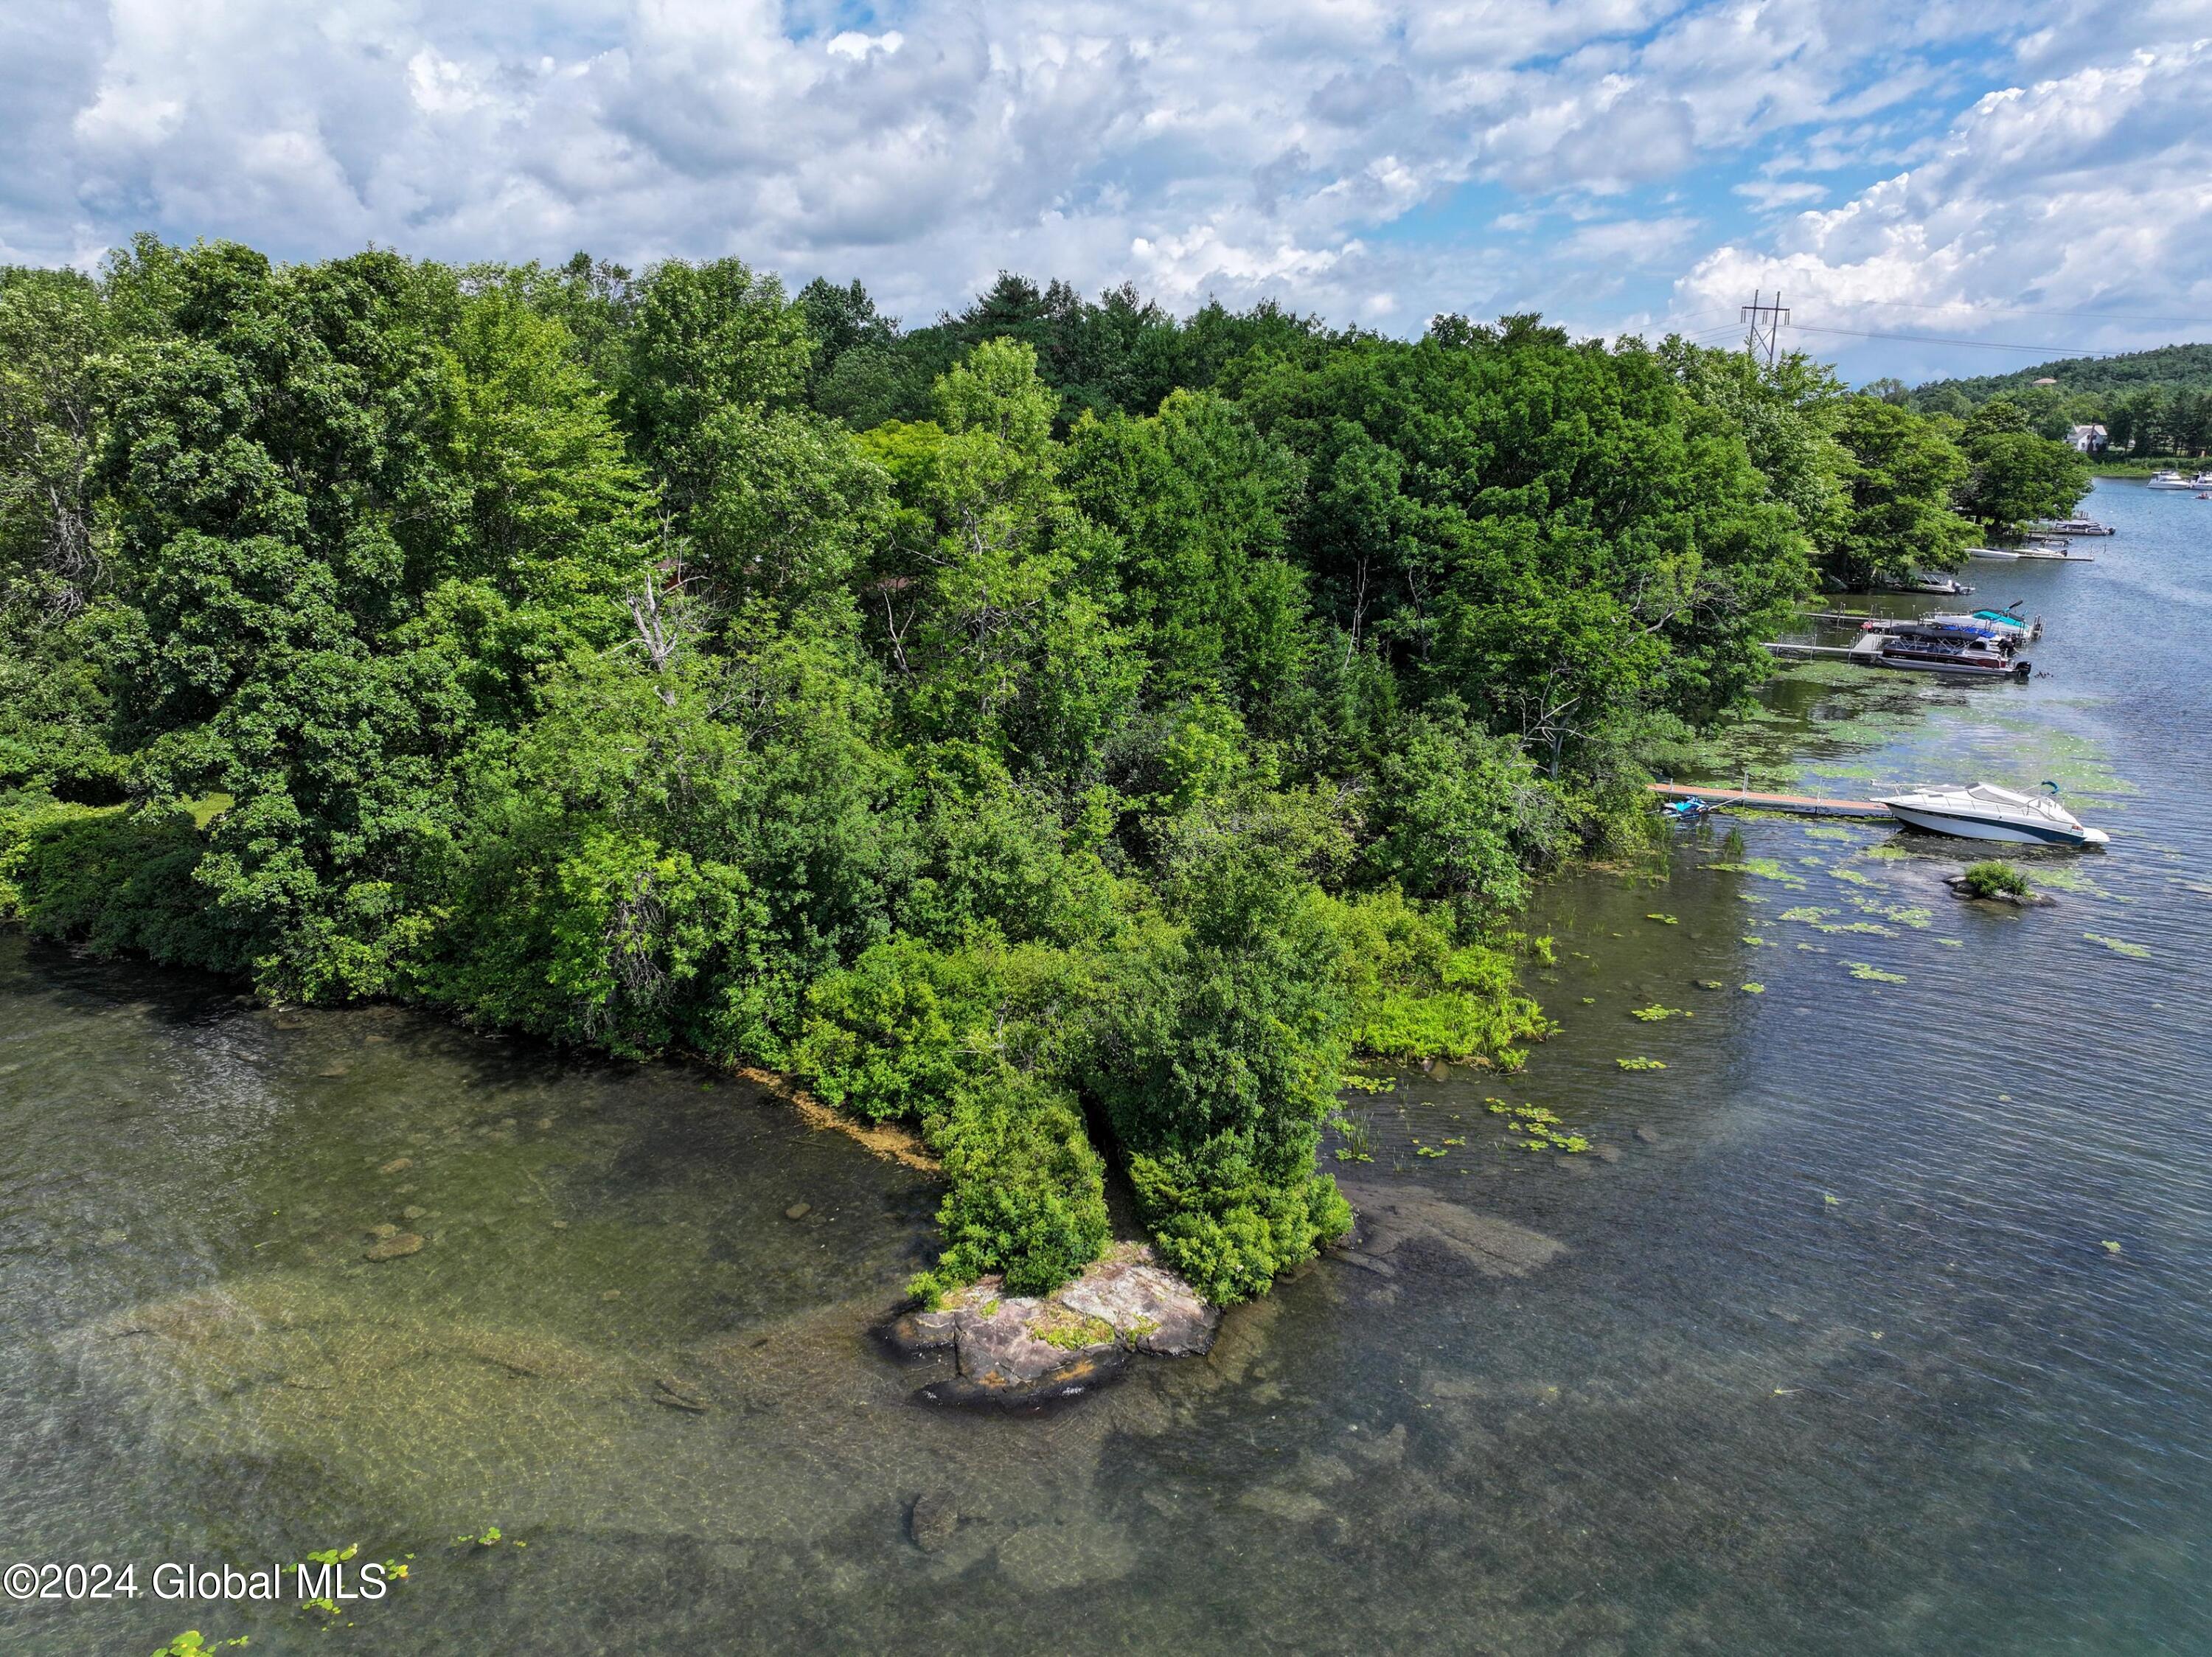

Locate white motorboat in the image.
[2028,517,2115,537]
[1878,782,2108,847]
[2149,470,2195,490]
[1901,572,1975,595]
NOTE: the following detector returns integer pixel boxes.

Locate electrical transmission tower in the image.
[1742,289,1790,368]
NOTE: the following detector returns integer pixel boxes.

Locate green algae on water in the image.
[2083,934,2152,959]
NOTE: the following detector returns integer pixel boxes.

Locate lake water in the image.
[4,479,2208,1656]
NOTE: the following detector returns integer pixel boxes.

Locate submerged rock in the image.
[917,1346,1131,1411]
[1634,1126,1660,1145]
[378,1157,413,1175]
[908,1491,959,1552]
[783,1202,811,1220]
[1334,1181,1565,1279]
[364,1232,424,1262]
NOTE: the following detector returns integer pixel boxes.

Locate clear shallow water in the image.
[4,480,2210,1655]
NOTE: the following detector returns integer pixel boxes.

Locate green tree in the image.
[1957,406,2090,534]
[617,258,812,515]
[1821,396,1973,586]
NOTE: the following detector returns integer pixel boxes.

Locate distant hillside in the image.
[1913,341,2212,407]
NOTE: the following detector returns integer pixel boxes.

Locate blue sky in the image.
[5,0,2211,385]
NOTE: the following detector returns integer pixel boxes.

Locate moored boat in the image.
[1848,623,2030,679]
[1859,608,2038,645]
[2149,470,2194,490]
[2028,517,2115,536]
[1968,543,2094,563]
[1878,782,2108,847]
[1900,572,1975,595]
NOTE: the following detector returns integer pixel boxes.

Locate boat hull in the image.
[1884,805,2097,846]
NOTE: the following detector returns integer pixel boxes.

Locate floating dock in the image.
[1649,783,1893,820]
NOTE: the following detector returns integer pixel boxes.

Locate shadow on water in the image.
[4,485,2212,1656]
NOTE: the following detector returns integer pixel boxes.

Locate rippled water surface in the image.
[4,480,2209,1655]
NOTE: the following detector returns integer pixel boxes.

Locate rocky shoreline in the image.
[880,1244,1220,1408]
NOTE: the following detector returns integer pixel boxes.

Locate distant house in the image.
[2031,377,2059,386]
[2067,423,2108,453]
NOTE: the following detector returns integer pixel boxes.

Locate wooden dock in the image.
[1648,782,1893,820]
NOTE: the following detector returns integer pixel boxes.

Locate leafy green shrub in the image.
[1091,847,1353,1302]
[922,1073,1110,1296]
[6,801,238,969]
[799,939,1111,1298]
[1321,889,1551,1064]
[1958,860,2031,900]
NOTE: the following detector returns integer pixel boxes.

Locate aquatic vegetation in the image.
[2083,934,2152,959]
[1329,1112,1375,1164]
[1339,1074,1397,1095]
[2028,866,2105,895]
[1937,937,1964,948]
[1778,906,1836,923]
[1742,934,1770,945]
[1616,1056,1668,1071]
[1740,982,1765,993]
[1414,1144,1447,1158]
[456,1524,507,1547]
[1851,897,1933,928]
[2102,1240,2123,1255]
[1484,1097,1587,1150]
[1958,860,2031,900]
[151,1636,248,1656]
[1630,1005,1691,1021]
[1697,979,1725,990]
[1813,920,1894,936]
[1802,825,1856,841]
[1847,962,1907,983]
[1829,866,1876,887]
[1645,913,1680,925]
[1708,857,1803,885]
[1531,934,1558,966]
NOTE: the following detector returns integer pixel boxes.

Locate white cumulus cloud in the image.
[0,0,2206,372]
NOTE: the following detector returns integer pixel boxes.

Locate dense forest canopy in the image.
[0,240,2090,1300]
[1885,340,2212,455]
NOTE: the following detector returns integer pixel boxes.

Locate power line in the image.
[1787,322,2122,358]
[1788,295,2212,328]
